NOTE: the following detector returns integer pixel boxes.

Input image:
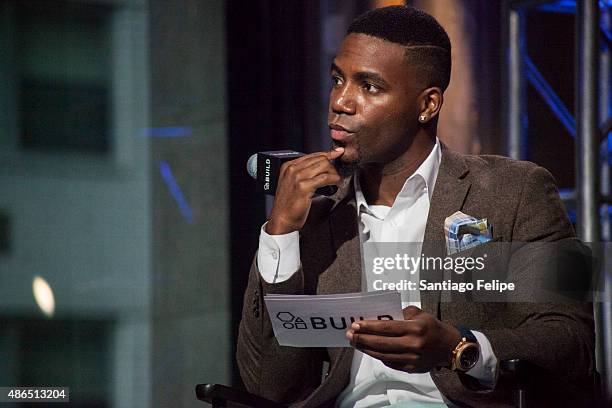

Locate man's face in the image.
[328,33,424,169]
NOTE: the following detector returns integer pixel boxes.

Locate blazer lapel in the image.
[304,176,361,408]
[421,147,471,318]
[317,175,362,295]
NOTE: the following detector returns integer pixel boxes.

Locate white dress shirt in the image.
[257,139,498,407]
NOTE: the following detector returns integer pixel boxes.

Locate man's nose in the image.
[331,87,356,115]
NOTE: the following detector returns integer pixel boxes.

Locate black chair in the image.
[499,359,603,408]
[499,359,533,408]
[197,359,538,408]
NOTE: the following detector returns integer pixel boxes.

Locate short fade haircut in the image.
[347,5,452,91]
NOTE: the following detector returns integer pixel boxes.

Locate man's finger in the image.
[402,305,423,320]
[281,154,324,176]
[280,150,336,175]
[291,147,344,166]
[352,320,412,336]
[351,332,421,353]
[292,156,339,178]
[297,173,343,194]
[284,149,343,176]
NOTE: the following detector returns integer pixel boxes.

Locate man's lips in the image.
[330,129,353,141]
[329,124,355,142]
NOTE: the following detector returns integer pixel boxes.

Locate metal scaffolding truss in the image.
[503,0,612,402]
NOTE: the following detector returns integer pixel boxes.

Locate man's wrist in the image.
[445,325,462,367]
[266,218,296,235]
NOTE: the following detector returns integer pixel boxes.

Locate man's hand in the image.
[266,148,344,235]
[346,306,462,373]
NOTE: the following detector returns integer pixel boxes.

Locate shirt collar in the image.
[354,137,442,214]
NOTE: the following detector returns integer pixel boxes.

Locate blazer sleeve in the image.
[479,165,596,386]
[236,253,325,404]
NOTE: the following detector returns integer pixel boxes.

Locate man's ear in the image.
[417,87,443,123]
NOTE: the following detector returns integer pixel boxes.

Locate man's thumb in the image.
[328,147,344,159]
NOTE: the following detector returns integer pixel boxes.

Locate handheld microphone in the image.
[246,150,339,196]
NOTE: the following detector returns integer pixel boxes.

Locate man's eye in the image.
[364,83,380,93]
[331,75,343,86]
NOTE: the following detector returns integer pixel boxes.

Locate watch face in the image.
[460,344,479,370]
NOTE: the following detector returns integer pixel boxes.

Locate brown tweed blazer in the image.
[237,147,596,407]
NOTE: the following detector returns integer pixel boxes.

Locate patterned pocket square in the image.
[444,211,493,255]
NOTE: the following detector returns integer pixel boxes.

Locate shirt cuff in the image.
[257,221,301,284]
[465,330,499,389]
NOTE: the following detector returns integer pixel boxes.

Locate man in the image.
[237,6,595,407]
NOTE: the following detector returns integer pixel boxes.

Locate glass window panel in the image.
[15,0,112,153]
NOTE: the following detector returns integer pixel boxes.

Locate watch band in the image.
[455,325,477,343]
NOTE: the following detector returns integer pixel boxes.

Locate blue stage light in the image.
[524,55,576,138]
[141,126,193,138]
[607,133,612,165]
[537,1,576,14]
[159,160,195,224]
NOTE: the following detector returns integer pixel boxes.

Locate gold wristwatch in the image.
[450,326,480,372]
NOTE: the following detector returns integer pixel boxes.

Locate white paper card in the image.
[264,290,403,347]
